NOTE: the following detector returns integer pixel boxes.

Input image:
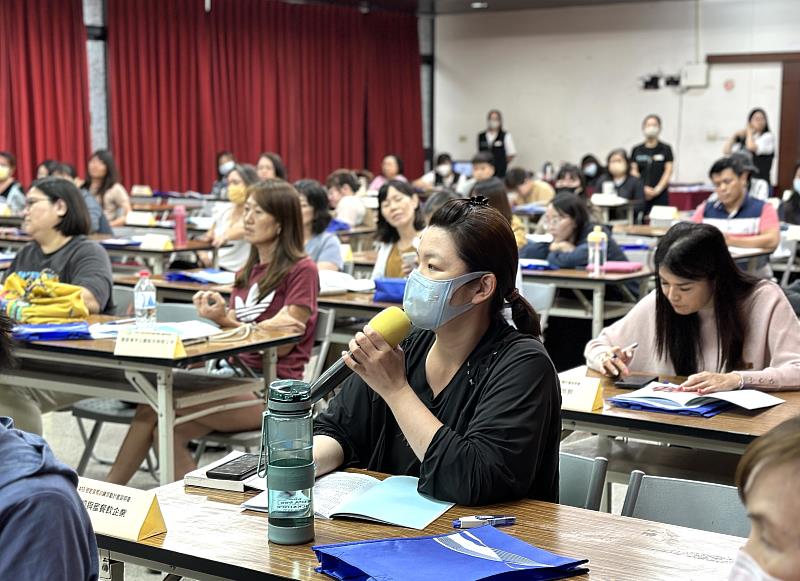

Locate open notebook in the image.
[610,383,784,416]
[243,472,454,530]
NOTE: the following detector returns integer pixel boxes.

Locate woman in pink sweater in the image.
[585,222,800,393]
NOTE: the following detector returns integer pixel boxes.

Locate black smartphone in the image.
[206,453,260,481]
[614,375,658,389]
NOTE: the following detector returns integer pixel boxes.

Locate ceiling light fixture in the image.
[470,1,489,9]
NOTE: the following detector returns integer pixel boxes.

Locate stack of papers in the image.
[90,320,222,341]
[318,270,376,295]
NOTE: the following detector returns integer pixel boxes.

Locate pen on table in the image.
[452,515,516,529]
[107,318,136,326]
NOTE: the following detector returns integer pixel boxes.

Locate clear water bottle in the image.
[587,225,608,278]
[259,380,314,545]
[133,270,157,327]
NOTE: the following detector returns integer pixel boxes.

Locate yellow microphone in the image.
[308,307,412,402]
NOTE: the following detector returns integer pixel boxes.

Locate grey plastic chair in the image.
[559,452,608,511]
[157,302,213,325]
[112,285,135,316]
[621,470,751,537]
[192,307,336,462]
[521,281,556,331]
[72,301,216,480]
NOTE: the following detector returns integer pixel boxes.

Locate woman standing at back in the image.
[630,114,674,214]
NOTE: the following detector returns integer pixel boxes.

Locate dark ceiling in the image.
[316,0,681,15]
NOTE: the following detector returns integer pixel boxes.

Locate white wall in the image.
[435,0,800,183]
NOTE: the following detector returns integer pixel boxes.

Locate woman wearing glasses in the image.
[0,177,114,435]
[520,193,629,268]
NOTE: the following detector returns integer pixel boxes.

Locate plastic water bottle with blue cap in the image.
[133,270,157,327]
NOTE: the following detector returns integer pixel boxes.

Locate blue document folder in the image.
[313,524,588,581]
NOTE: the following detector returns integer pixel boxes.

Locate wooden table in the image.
[562,369,800,454]
[0,315,299,484]
[104,239,226,274]
[0,233,224,274]
[613,224,669,238]
[113,272,233,302]
[336,225,375,252]
[0,214,23,228]
[96,478,742,580]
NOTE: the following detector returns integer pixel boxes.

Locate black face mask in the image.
[556,187,579,196]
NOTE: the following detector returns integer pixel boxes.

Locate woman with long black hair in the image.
[585,222,800,393]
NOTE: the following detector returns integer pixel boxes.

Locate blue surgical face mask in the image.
[403,269,489,331]
[583,163,598,178]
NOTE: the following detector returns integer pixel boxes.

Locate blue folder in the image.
[609,397,732,418]
[313,525,588,581]
[12,322,92,341]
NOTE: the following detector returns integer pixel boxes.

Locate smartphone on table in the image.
[206,453,260,481]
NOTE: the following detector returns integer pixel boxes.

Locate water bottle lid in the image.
[138,269,151,277]
[268,379,312,412]
[587,225,608,243]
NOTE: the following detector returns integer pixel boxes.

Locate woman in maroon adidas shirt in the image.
[107,180,318,484]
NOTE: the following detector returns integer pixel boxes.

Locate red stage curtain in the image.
[364,11,424,180]
[0,0,92,187]
[107,0,217,193]
[207,0,367,183]
[107,0,422,192]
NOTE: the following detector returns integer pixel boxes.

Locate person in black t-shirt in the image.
[314,198,561,506]
[630,114,674,214]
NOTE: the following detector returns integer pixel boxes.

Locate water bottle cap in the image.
[138,270,151,277]
[587,225,608,243]
[268,379,312,412]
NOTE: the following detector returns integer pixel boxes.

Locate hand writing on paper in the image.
[678,372,742,394]
[599,346,634,378]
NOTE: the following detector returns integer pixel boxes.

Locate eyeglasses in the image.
[24,197,50,209]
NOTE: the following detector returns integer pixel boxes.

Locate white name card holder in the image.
[114,329,187,359]
[77,477,166,542]
[560,375,603,412]
[125,211,157,227]
[139,233,174,251]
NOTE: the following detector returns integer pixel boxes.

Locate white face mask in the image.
[218,160,235,176]
[728,549,780,581]
[488,119,501,131]
[793,178,800,194]
[436,164,452,177]
[643,125,660,139]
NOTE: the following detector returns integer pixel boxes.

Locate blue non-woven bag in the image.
[312,525,588,581]
[12,322,92,341]
[608,397,731,418]
[326,218,351,233]
[373,278,407,304]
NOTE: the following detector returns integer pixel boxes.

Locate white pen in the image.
[611,342,638,361]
